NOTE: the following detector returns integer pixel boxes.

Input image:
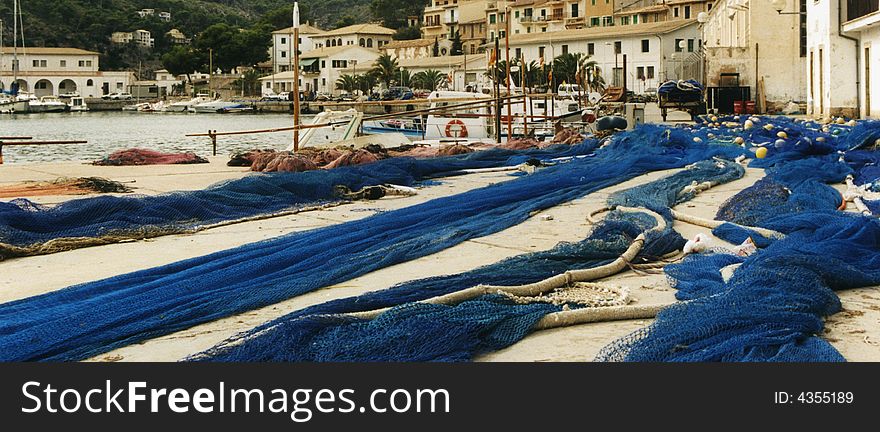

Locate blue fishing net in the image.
[0,126,745,362]
[192,160,746,362]
[599,119,880,362]
[0,143,598,260]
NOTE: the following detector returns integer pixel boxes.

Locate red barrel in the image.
[733,101,744,114]
[745,101,757,114]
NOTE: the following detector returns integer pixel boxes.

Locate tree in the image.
[193,23,271,72]
[336,74,359,93]
[334,15,357,30]
[356,73,378,95]
[370,0,430,29]
[412,69,445,91]
[393,26,422,41]
[432,37,440,57]
[162,46,206,86]
[450,31,463,56]
[370,54,400,88]
[233,69,263,97]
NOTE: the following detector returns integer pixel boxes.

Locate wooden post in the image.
[210,130,217,156]
[504,6,512,140]
[292,3,302,152]
[0,144,4,165]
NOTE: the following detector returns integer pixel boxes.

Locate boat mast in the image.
[12,0,18,92]
[292,1,301,151]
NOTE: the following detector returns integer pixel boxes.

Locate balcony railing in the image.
[847,0,879,21]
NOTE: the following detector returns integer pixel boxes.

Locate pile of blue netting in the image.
[0,143,596,260]
[596,117,880,362]
[0,125,745,361]
[190,159,745,361]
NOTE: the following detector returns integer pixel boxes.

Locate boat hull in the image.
[0,100,30,114]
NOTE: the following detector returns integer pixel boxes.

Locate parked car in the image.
[103,92,133,100]
[335,93,355,102]
[382,86,414,101]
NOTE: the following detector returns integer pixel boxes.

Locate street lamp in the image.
[769,0,806,14]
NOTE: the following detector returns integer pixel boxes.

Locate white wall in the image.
[807,0,860,118]
[859,25,879,118]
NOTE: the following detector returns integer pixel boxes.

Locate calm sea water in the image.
[0,112,329,165]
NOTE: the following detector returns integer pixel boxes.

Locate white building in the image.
[702,0,806,111]
[134,30,155,48]
[0,47,135,97]
[154,69,183,96]
[399,55,490,91]
[260,45,381,95]
[381,38,454,60]
[270,23,324,73]
[507,19,700,92]
[808,0,878,118]
[158,12,172,22]
[313,23,395,50]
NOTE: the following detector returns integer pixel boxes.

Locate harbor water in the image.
[0,112,328,164]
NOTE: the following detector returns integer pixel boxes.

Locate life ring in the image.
[445,119,468,138]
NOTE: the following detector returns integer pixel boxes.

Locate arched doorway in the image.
[15,79,29,92]
[58,79,78,95]
[34,79,54,97]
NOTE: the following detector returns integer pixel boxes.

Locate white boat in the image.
[68,97,89,112]
[165,94,212,112]
[29,96,68,113]
[122,102,151,111]
[0,94,29,114]
[189,100,249,114]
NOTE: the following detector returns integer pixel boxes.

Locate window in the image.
[321,60,326,68]
[337,38,342,46]
[86,79,94,86]
[647,66,655,79]
[515,48,522,58]
[539,46,545,58]
[684,6,691,19]
[490,14,496,24]
[590,17,600,26]
[633,14,639,24]
[281,37,287,44]
[621,16,630,25]
[86,60,92,67]
[116,82,123,90]
[359,38,365,47]
[708,3,713,10]
[603,16,613,26]
[614,41,621,54]
[687,39,695,52]
[281,51,287,58]
[587,43,595,56]
[591,0,596,4]
[60,60,66,67]
[527,27,531,33]
[675,38,684,52]
[36,81,48,89]
[367,38,373,48]
[673,7,680,17]
[641,39,650,53]
[571,4,579,17]
[637,67,645,79]
[32,59,47,67]
[562,44,568,55]
[331,60,348,68]
[514,10,520,18]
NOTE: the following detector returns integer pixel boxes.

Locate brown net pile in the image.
[0,177,133,198]
[93,148,209,166]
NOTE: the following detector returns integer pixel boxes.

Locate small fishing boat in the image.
[122,102,151,112]
[68,97,89,112]
[29,96,69,113]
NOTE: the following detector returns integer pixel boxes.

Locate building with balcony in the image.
[166,29,190,45]
[702,0,806,113]
[269,23,325,74]
[507,19,700,92]
[807,0,878,118]
[423,0,499,44]
[0,47,135,98]
[509,0,587,34]
[613,1,716,27]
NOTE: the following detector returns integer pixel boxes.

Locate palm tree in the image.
[552,52,604,92]
[356,73,378,95]
[398,68,413,88]
[486,60,509,85]
[371,54,400,88]
[335,74,358,93]
[412,69,446,91]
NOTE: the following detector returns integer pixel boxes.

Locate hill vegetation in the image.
[0,0,429,74]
